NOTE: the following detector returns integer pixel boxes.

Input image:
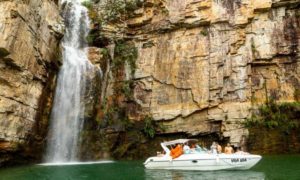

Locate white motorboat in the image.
[144,139,262,171]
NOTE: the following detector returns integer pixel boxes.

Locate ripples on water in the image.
[145,170,265,180]
[0,155,299,180]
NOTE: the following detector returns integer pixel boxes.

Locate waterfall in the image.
[45,0,92,163]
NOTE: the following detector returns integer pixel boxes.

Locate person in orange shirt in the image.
[170,144,183,159]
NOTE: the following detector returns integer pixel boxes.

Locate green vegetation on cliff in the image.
[143,116,165,138]
[245,101,300,132]
[113,40,137,76]
[100,0,143,22]
[246,96,300,154]
[81,1,93,10]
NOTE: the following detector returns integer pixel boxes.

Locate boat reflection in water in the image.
[145,169,265,180]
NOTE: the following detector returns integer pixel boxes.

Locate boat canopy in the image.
[160,139,198,153]
[161,139,198,146]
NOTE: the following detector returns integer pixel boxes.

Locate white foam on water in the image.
[39,161,114,166]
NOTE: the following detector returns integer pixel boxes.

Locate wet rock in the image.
[0,0,63,165]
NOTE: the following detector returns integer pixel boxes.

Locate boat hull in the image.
[144,154,262,171]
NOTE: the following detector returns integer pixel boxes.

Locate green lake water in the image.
[0,155,299,180]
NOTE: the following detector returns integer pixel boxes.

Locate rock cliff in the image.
[0,0,63,166]
[87,0,300,155]
[0,0,299,164]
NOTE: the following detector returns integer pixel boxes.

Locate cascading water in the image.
[45,0,92,163]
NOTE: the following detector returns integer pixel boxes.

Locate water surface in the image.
[0,155,299,180]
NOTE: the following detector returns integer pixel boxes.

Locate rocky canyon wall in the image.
[88,0,300,156]
[0,0,63,166]
[0,0,299,165]
[130,0,300,143]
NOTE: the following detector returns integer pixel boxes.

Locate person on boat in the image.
[192,144,203,153]
[235,147,242,154]
[190,143,198,153]
[190,143,196,149]
[183,143,191,154]
[224,143,234,154]
[170,144,183,159]
[157,151,165,157]
[210,142,217,154]
[190,143,196,153]
[216,142,222,154]
[235,147,249,155]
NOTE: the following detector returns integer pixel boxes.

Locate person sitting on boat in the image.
[170,144,183,159]
[224,143,234,154]
[189,143,197,153]
[235,147,249,155]
[157,151,165,157]
[235,147,242,154]
[183,143,191,154]
[216,142,222,154]
[195,144,202,152]
[210,142,217,154]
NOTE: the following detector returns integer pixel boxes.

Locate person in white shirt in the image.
[210,142,217,154]
[183,143,191,154]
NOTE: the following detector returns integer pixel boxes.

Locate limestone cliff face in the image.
[92,0,300,147]
[0,0,63,165]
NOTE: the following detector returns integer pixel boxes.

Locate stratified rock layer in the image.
[0,0,63,165]
[96,0,300,145]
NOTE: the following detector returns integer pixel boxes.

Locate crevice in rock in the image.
[146,75,202,109]
[0,95,38,111]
